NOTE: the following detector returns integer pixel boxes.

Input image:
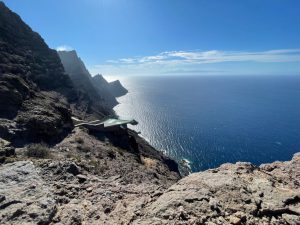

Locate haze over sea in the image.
[111,75,300,172]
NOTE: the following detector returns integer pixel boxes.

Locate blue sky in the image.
[3,0,300,76]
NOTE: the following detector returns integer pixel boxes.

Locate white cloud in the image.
[56,45,73,51]
[91,49,300,76]
[103,49,300,65]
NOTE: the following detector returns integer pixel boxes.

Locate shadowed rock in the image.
[0,2,76,143]
[58,51,116,116]
[108,79,128,97]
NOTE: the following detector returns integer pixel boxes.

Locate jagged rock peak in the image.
[57,50,118,115]
[93,74,109,85]
[57,50,91,79]
[108,79,128,97]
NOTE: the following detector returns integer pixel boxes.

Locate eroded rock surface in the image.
[0,127,180,225]
[1,144,299,224]
[0,161,56,225]
[133,153,300,225]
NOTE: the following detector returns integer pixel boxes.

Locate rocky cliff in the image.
[0,2,299,225]
[57,50,115,118]
[58,51,126,111]
[0,1,121,144]
[133,153,300,224]
[91,74,119,107]
[108,79,128,97]
[0,1,75,144]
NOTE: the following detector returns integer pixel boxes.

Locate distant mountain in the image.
[108,79,128,97]
[58,51,127,109]
[91,74,127,98]
[58,50,115,117]
[91,74,119,107]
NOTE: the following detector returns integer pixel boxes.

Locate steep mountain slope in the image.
[58,51,118,114]
[0,0,179,177]
[0,2,74,96]
[92,74,119,107]
[0,1,75,143]
[91,74,128,99]
[108,79,128,97]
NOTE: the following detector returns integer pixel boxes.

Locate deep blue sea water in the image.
[111,75,300,172]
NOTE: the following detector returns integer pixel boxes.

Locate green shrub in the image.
[26,143,50,158]
[107,149,116,159]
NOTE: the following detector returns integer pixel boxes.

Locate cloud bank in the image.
[91,49,300,76]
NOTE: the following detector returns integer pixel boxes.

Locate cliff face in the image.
[0,2,121,143]
[108,79,128,97]
[58,51,124,113]
[91,74,118,107]
[91,74,128,99]
[0,2,74,96]
[0,2,74,143]
[58,50,114,118]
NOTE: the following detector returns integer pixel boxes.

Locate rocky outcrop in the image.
[132,153,300,225]
[108,79,128,97]
[0,127,181,225]
[91,74,128,101]
[0,138,299,225]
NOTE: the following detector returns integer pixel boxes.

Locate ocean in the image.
[110,75,300,172]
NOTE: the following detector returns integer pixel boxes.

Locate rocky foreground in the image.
[134,153,300,225]
[0,130,299,225]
